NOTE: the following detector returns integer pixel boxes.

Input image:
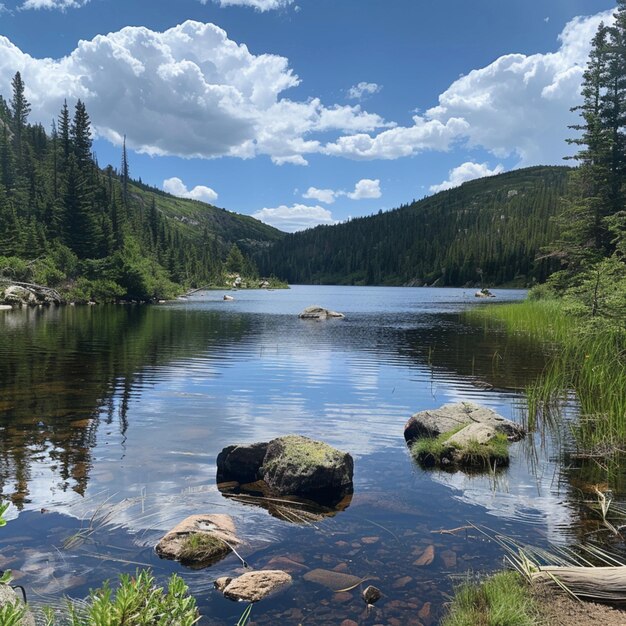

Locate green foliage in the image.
[0,74,280,301]
[442,571,538,626]
[0,602,26,626]
[178,533,227,564]
[259,166,569,286]
[43,570,200,626]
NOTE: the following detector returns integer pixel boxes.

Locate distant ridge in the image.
[257,166,571,287]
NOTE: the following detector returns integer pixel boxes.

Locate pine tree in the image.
[70,100,92,170]
[9,72,30,165]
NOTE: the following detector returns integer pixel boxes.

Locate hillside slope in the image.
[258,166,571,287]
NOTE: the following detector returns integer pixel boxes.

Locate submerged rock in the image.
[222,570,292,602]
[303,568,363,591]
[405,402,524,470]
[298,305,345,319]
[155,514,240,567]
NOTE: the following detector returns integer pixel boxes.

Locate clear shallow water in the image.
[0,286,596,624]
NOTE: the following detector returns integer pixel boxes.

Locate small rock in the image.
[155,514,240,566]
[418,601,431,620]
[333,592,353,604]
[362,536,380,545]
[332,563,350,573]
[216,442,268,484]
[264,556,308,573]
[413,544,435,567]
[362,585,382,604]
[340,620,359,626]
[222,570,292,602]
[441,549,457,568]
[298,305,345,319]
[392,575,412,589]
[303,568,363,591]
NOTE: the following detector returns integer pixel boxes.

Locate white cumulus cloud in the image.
[208,0,293,10]
[303,187,336,204]
[20,0,88,8]
[346,178,381,199]
[302,179,382,203]
[0,21,389,163]
[163,176,218,204]
[429,162,504,193]
[425,10,615,165]
[252,204,338,232]
[347,82,382,100]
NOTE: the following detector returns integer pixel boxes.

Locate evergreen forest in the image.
[0,73,283,302]
[257,166,570,287]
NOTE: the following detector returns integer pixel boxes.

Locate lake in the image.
[0,286,595,624]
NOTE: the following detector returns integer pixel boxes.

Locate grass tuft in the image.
[442,570,539,626]
[178,533,228,564]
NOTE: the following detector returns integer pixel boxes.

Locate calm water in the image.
[0,286,602,624]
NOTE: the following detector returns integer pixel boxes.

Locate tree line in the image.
[0,73,274,302]
[257,166,569,287]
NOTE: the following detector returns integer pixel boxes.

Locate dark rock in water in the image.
[155,514,240,568]
[298,305,344,319]
[362,585,382,604]
[261,435,353,503]
[404,402,523,444]
[216,435,353,507]
[222,570,292,602]
[216,442,268,484]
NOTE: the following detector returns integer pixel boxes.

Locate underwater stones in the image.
[222,570,292,602]
[404,402,524,470]
[217,435,354,506]
[298,306,345,319]
[155,514,240,567]
[303,568,363,591]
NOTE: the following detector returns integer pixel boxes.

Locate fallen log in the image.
[532,566,626,602]
[0,279,63,305]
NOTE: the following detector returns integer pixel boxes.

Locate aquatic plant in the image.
[466,299,626,461]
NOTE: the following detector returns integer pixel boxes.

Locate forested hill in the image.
[0,73,283,302]
[257,166,571,287]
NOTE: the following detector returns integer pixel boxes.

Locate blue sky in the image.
[0,0,617,231]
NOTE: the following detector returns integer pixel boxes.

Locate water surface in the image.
[0,286,593,624]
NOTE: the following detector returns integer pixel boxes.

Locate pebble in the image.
[392,576,413,589]
[333,592,353,604]
[362,584,382,604]
[418,601,431,620]
[361,536,380,544]
[413,544,435,566]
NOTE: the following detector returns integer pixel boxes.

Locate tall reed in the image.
[467,299,626,455]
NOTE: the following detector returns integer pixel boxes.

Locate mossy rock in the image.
[260,435,353,503]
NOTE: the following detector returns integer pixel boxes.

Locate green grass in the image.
[411,427,511,469]
[442,571,539,626]
[178,533,229,564]
[467,299,626,457]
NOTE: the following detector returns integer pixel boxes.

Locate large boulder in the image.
[216,435,353,506]
[404,402,523,444]
[298,306,344,319]
[405,402,524,470]
[216,442,268,484]
[2,286,36,307]
[222,570,292,603]
[155,514,240,567]
[261,435,353,502]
